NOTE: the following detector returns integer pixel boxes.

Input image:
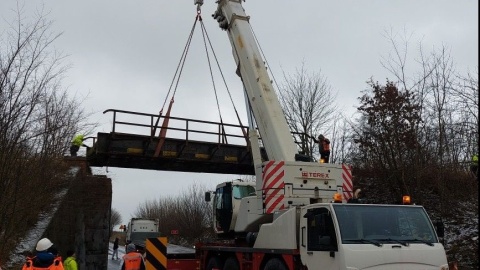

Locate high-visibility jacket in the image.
[63,257,77,270]
[320,138,330,152]
[22,256,64,270]
[472,155,478,165]
[71,135,84,147]
[121,252,145,270]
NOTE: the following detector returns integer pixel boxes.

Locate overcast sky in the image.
[1,0,478,225]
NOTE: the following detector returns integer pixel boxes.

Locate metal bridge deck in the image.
[86,109,266,175]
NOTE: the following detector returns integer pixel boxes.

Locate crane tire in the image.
[223,256,240,270]
[206,256,224,270]
[264,258,288,270]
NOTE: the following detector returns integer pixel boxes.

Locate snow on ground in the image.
[5,167,79,268]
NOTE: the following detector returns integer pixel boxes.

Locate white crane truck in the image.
[151,1,449,269]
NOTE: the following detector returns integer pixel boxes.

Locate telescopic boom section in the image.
[214,0,298,162]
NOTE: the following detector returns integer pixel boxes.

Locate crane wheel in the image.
[264,258,287,270]
[223,257,240,270]
[206,256,224,270]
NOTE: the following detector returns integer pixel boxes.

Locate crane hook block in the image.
[194,0,204,6]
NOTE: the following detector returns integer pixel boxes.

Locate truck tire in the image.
[206,256,224,270]
[264,258,287,270]
[223,257,240,270]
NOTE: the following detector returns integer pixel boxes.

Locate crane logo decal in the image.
[301,171,330,178]
[342,164,353,202]
[262,160,285,214]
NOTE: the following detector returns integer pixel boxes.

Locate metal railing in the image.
[103,109,249,146]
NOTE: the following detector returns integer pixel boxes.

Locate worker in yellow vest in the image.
[70,134,88,157]
[471,154,478,178]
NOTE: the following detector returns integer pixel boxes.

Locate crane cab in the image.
[206,180,255,237]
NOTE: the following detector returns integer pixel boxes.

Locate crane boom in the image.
[210,0,346,233]
[214,0,297,162]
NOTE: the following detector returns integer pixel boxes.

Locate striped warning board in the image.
[146,237,167,270]
[342,164,353,202]
[262,160,286,214]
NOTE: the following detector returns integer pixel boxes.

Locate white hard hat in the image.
[36,238,53,251]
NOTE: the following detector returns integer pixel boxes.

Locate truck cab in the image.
[299,203,448,269]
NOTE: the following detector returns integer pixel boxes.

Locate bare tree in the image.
[0,5,92,258]
[379,29,478,172]
[110,208,122,233]
[453,68,479,162]
[134,183,212,246]
[277,63,338,160]
[352,29,479,267]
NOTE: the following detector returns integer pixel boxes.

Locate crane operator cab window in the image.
[232,184,255,199]
[304,208,338,252]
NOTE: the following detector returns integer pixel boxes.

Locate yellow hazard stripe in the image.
[146,237,167,270]
[195,153,209,159]
[127,148,143,154]
[162,150,177,157]
[225,156,238,162]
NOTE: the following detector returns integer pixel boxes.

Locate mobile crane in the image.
[147,1,449,269]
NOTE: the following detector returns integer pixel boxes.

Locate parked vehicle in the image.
[126,218,160,249]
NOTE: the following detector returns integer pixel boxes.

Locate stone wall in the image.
[45,158,112,270]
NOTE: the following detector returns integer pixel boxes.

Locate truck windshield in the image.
[332,204,438,245]
[232,185,255,199]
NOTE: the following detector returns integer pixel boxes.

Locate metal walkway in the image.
[87,109,266,175]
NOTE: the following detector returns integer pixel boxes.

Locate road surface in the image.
[107,243,125,270]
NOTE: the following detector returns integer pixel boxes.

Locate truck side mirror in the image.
[205,192,211,202]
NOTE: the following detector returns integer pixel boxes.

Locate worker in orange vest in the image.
[312,134,331,163]
[121,243,145,270]
[22,238,64,270]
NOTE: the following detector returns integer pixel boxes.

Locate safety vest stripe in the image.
[145,237,167,270]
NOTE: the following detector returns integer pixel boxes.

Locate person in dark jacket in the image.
[112,237,120,260]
